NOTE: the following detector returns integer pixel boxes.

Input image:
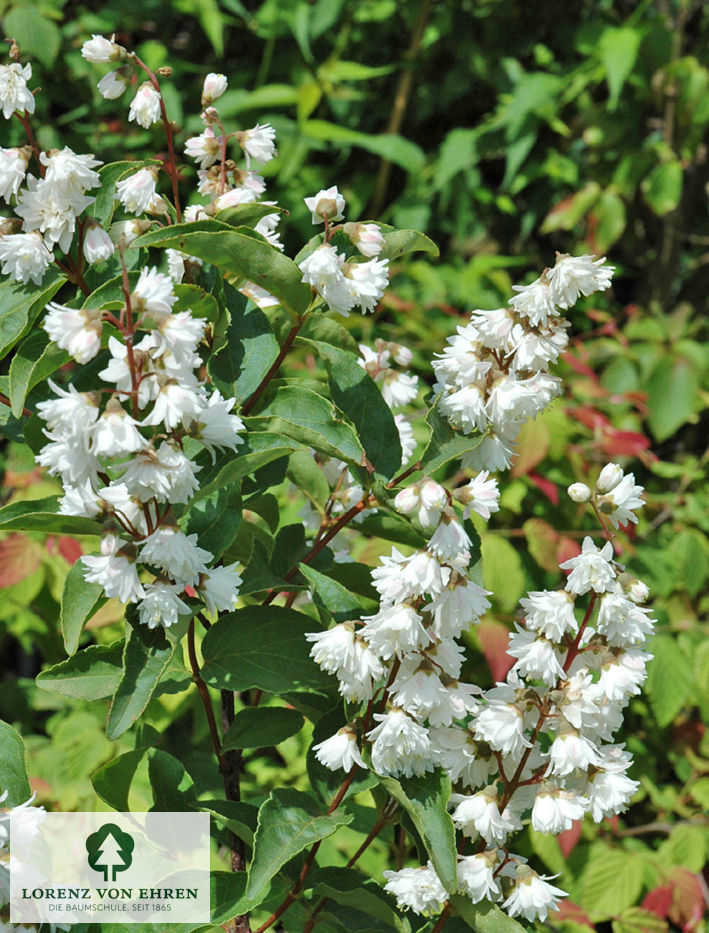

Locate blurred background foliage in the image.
[1,0,708,929]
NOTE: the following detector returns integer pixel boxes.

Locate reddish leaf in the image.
[601,428,651,459]
[0,534,42,586]
[184,584,197,598]
[477,619,514,682]
[558,819,582,857]
[642,885,673,919]
[556,536,581,565]
[552,900,594,927]
[667,868,705,932]
[510,419,550,478]
[58,536,82,565]
[523,518,560,572]
[571,405,610,432]
[563,351,600,382]
[528,472,559,504]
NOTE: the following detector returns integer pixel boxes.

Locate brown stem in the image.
[187,620,223,765]
[562,593,597,674]
[0,394,31,418]
[431,902,452,933]
[241,318,306,416]
[119,244,140,418]
[386,460,422,489]
[14,110,43,175]
[132,54,183,223]
[367,0,434,217]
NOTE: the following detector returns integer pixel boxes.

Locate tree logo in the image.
[85,823,135,882]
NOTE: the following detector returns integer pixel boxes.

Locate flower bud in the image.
[97,69,129,100]
[304,185,346,225]
[343,221,384,258]
[81,34,126,64]
[596,462,624,493]
[201,72,227,107]
[567,482,591,503]
[83,222,115,264]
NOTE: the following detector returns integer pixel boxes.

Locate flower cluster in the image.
[433,253,614,471]
[298,187,390,316]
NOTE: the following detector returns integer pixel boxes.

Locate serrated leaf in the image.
[36,643,124,700]
[246,788,353,902]
[375,223,439,260]
[0,720,31,806]
[200,605,331,693]
[148,748,196,811]
[299,564,364,622]
[0,269,65,361]
[2,7,60,66]
[641,160,683,216]
[61,559,106,655]
[669,529,709,598]
[356,512,427,549]
[182,481,242,559]
[199,799,259,846]
[300,339,402,478]
[132,224,312,316]
[8,329,70,418]
[645,634,693,728]
[222,707,304,750]
[611,907,669,933]
[92,748,147,811]
[381,770,457,892]
[303,120,426,173]
[0,496,100,535]
[287,450,330,509]
[190,434,301,505]
[581,845,645,920]
[309,867,410,933]
[106,625,176,740]
[420,402,486,475]
[449,895,529,933]
[598,26,641,109]
[250,386,364,466]
[482,535,526,613]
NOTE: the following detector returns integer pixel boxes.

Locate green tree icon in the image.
[86,823,135,882]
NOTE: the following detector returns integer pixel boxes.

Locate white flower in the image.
[239,123,277,168]
[81,552,145,603]
[313,726,365,772]
[429,726,497,789]
[602,472,644,528]
[304,185,345,224]
[97,69,129,99]
[15,177,93,253]
[502,865,567,922]
[509,278,556,326]
[509,321,569,371]
[36,379,99,431]
[568,482,591,503]
[299,244,356,316]
[455,471,500,521]
[383,862,446,916]
[43,303,103,363]
[394,478,447,528]
[119,442,200,503]
[546,729,602,776]
[199,562,242,614]
[390,665,476,726]
[451,787,516,844]
[212,171,266,208]
[586,746,639,820]
[82,35,124,63]
[116,168,158,214]
[83,223,115,263]
[188,391,245,458]
[395,414,416,464]
[347,257,389,314]
[131,266,177,317]
[361,603,431,659]
[91,402,147,457]
[560,536,616,595]
[185,127,222,170]
[144,380,204,431]
[0,62,35,119]
[58,480,102,518]
[129,84,162,129]
[378,369,418,408]
[137,583,191,629]
[547,253,614,309]
[139,526,213,587]
[520,589,577,641]
[0,231,53,285]
[367,709,433,778]
[201,72,227,105]
[596,462,624,493]
[457,853,501,903]
[371,547,451,604]
[0,146,30,201]
[556,669,601,731]
[531,784,589,833]
[596,649,651,703]
[41,146,102,193]
[254,209,283,250]
[596,593,654,647]
[438,384,488,434]
[428,511,471,561]
[474,702,530,757]
[306,623,356,675]
[36,431,98,486]
[428,578,491,639]
[337,638,385,702]
[346,221,384,257]
[461,424,520,472]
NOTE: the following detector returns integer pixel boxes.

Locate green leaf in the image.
[191,435,301,505]
[36,643,124,701]
[183,481,242,559]
[612,907,670,933]
[646,355,699,440]
[210,871,249,924]
[247,788,353,902]
[303,120,426,173]
[0,496,100,535]
[0,269,65,361]
[645,634,693,728]
[192,0,225,54]
[201,606,331,694]
[208,283,279,403]
[598,26,641,109]
[306,707,376,804]
[106,625,176,740]
[92,748,147,811]
[300,340,402,478]
[8,330,70,418]
[375,223,440,260]
[381,770,457,892]
[61,559,106,655]
[0,720,31,806]
[199,799,259,846]
[356,512,427,549]
[148,748,196,811]
[482,535,525,613]
[299,564,364,622]
[222,707,305,750]
[2,7,60,66]
[541,182,602,233]
[656,823,707,872]
[287,450,330,509]
[591,189,627,253]
[250,386,364,466]
[215,204,286,229]
[132,224,312,316]
[642,160,683,216]
[309,867,410,933]
[670,529,709,598]
[449,895,529,933]
[420,403,486,475]
[581,845,646,920]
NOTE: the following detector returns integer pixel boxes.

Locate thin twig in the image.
[241,317,306,416]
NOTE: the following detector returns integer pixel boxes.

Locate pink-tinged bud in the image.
[567,482,591,503]
[344,222,385,258]
[201,73,227,106]
[83,223,115,264]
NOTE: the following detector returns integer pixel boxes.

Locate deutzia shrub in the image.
[0,33,657,933]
